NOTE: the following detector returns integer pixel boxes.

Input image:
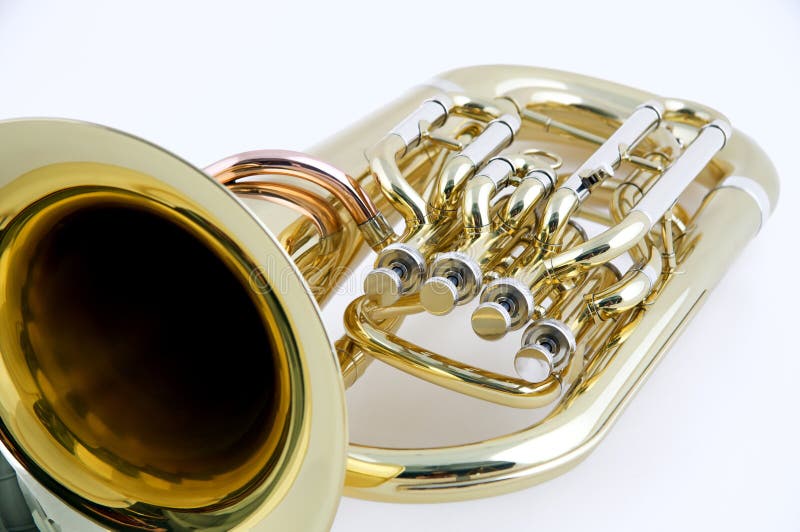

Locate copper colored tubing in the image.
[227,181,341,239]
[206,149,383,227]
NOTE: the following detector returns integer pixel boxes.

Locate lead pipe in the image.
[208,149,395,250]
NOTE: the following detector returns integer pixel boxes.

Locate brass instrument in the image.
[0,65,778,531]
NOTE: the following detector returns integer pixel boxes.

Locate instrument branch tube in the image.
[533,100,664,249]
[474,117,729,339]
[367,96,453,226]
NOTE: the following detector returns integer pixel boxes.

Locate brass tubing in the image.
[520,108,664,173]
[499,173,549,228]
[420,167,553,317]
[344,297,561,409]
[338,312,404,389]
[401,213,466,256]
[538,211,651,285]
[552,265,620,328]
[365,97,453,228]
[369,134,431,227]
[368,294,426,321]
[515,264,620,386]
[536,121,730,286]
[462,174,498,231]
[661,211,679,272]
[227,182,341,240]
[0,64,782,527]
[531,102,663,250]
[429,114,520,214]
[337,338,373,389]
[348,161,771,502]
[460,155,537,233]
[585,246,662,321]
[340,65,777,503]
[533,187,582,251]
[431,155,478,215]
[506,220,588,277]
[450,95,516,122]
[207,149,395,250]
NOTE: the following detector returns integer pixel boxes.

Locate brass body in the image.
[0,65,779,530]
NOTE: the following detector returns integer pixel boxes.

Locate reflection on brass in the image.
[0,65,779,530]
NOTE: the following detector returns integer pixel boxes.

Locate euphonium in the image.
[0,65,779,531]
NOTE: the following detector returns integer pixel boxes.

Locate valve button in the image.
[420,276,459,316]
[364,267,402,307]
[471,302,512,340]
[514,345,554,383]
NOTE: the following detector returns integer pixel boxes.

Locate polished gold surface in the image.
[0,65,780,530]
[4,187,290,509]
[0,120,346,531]
[328,65,778,501]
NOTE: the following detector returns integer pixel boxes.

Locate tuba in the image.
[0,65,779,531]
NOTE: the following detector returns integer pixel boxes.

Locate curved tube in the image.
[533,187,582,249]
[586,246,662,320]
[338,309,404,389]
[462,174,497,230]
[474,115,735,343]
[227,181,341,240]
[552,264,620,325]
[515,265,620,382]
[343,65,779,504]
[500,169,553,228]
[431,155,477,215]
[541,121,730,285]
[368,134,431,227]
[420,162,554,316]
[461,157,515,231]
[366,97,452,227]
[462,157,551,233]
[539,210,652,284]
[531,102,663,249]
[207,148,395,250]
[344,297,560,408]
[429,113,520,215]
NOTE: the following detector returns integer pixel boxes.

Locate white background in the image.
[1,1,798,531]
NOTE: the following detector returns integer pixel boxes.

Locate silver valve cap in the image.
[516,318,577,381]
[421,252,482,316]
[472,277,534,339]
[365,242,427,306]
